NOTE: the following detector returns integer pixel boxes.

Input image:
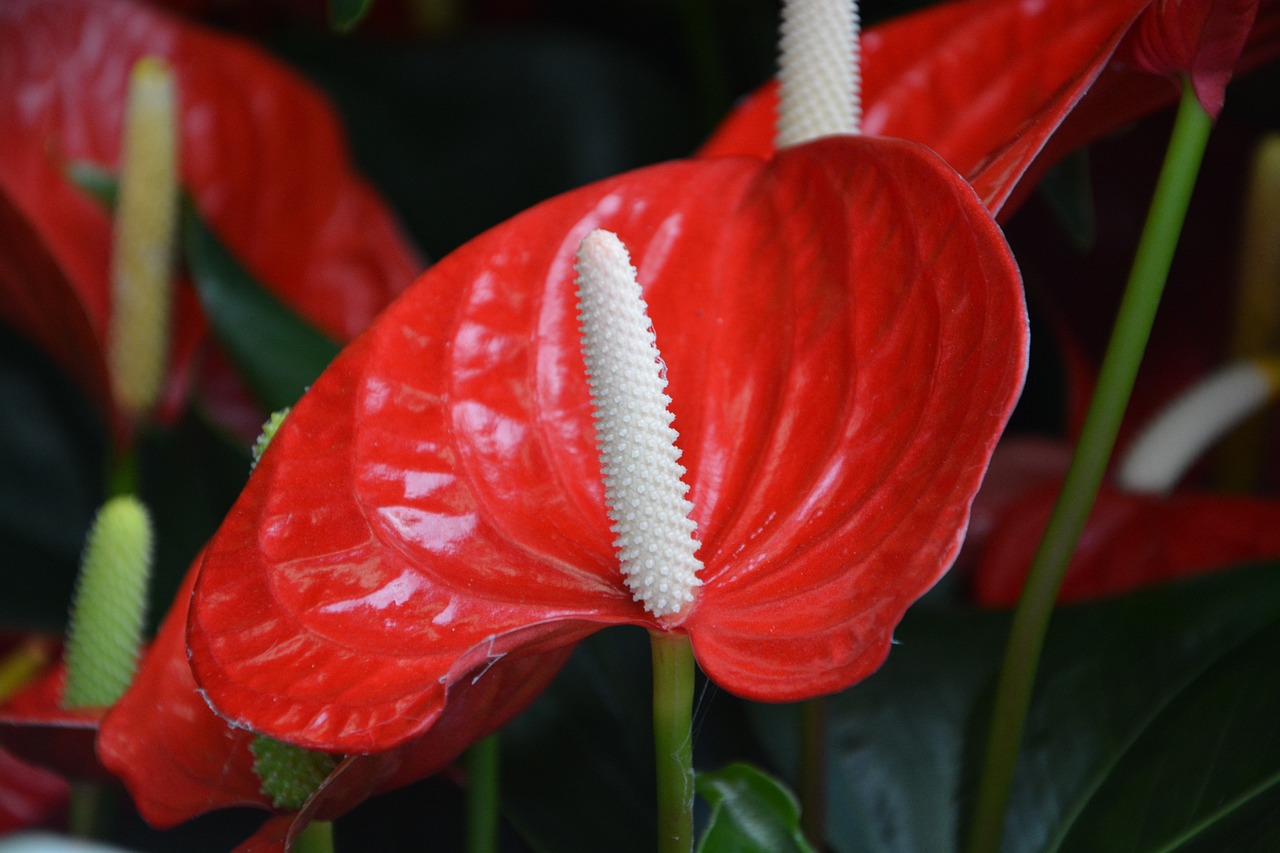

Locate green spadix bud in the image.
[63,495,153,709]
[250,735,338,810]
[252,407,291,470]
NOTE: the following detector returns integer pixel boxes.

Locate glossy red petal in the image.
[191,135,1025,747]
[973,482,1280,605]
[0,0,419,438]
[102,554,570,828]
[97,561,267,827]
[680,139,1026,700]
[700,0,1150,216]
[1119,0,1259,115]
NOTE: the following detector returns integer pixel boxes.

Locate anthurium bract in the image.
[188,133,1028,752]
[0,0,419,444]
[702,0,1280,216]
[2,554,569,849]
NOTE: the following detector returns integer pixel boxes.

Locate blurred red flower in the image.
[0,0,420,447]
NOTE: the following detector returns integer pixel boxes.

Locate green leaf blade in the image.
[328,0,374,33]
[747,562,1280,853]
[696,763,814,853]
[182,200,341,412]
[1060,619,1280,853]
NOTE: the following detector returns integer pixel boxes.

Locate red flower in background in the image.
[0,0,421,446]
[0,747,68,834]
[702,0,1280,216]
[968,117,1280,605]
[1120,0,1262,115]
[186,132,1027,752]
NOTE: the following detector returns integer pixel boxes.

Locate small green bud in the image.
[63,496,153,709]
[252,407,291,469]
[250,735,338,810]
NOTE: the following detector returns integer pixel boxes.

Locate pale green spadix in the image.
[574,230,703,619]
[63,495,153,709]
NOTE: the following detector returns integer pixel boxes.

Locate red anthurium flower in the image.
[966,111,1280,605]
[972,459,1280,604]
[0,747,68,834]
[1119,0,1260,116]
[0,0,419,445]
[701,0,1280,216]
[186,133,1028,752]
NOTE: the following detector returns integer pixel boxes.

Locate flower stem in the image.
[798,697,827,845]
[965,80,1213,853]
[295,820,335,853]
[465,734,501,853]
[651,629,696,853]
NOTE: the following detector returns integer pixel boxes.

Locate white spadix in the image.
[574,229,703,619]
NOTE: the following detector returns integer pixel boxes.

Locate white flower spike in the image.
[776,0,861,147]
[574,229,703,619]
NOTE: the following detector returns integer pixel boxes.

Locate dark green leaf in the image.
[749,563,1280,853]
[1036,149,1096,252]
[696,763,815,853]
[65,160,118,209]
[328,0,374,33]
[182,199,341,412]
[501,627,656,853]
[0,329,104,628]
[1059,618,1280,852]
[64,164,340,417]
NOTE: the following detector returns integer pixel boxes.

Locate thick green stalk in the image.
[295,819,334,853]
[652,630,697,853]
[966,81,1213,853]
[465,734,501,853]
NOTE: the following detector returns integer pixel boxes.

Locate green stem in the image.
[651,629,697,853]
[107,447,137,499]
[68,782,109,839]
[465,734,501,853]
[798,697,827,847]
[965,80,1213,853]
[295,820,335,853]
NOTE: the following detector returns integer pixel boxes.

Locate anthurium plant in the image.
[1,0,1279,851]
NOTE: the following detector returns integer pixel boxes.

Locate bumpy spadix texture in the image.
[63,495,153,708]
[776,0,861,146]
[575,230,702,618]
[108,55,179,419]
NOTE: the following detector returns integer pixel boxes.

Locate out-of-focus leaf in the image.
[1059,617,1280,851]
[182,201,341,413]
[0,330,103,628]
[64,162,117,210]
[501,628,655,853]
[276,30,702,258]
[750,562,1280,853]
[328,0,373,32]
[696,763,814,853]
[1036,149,1096,252]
